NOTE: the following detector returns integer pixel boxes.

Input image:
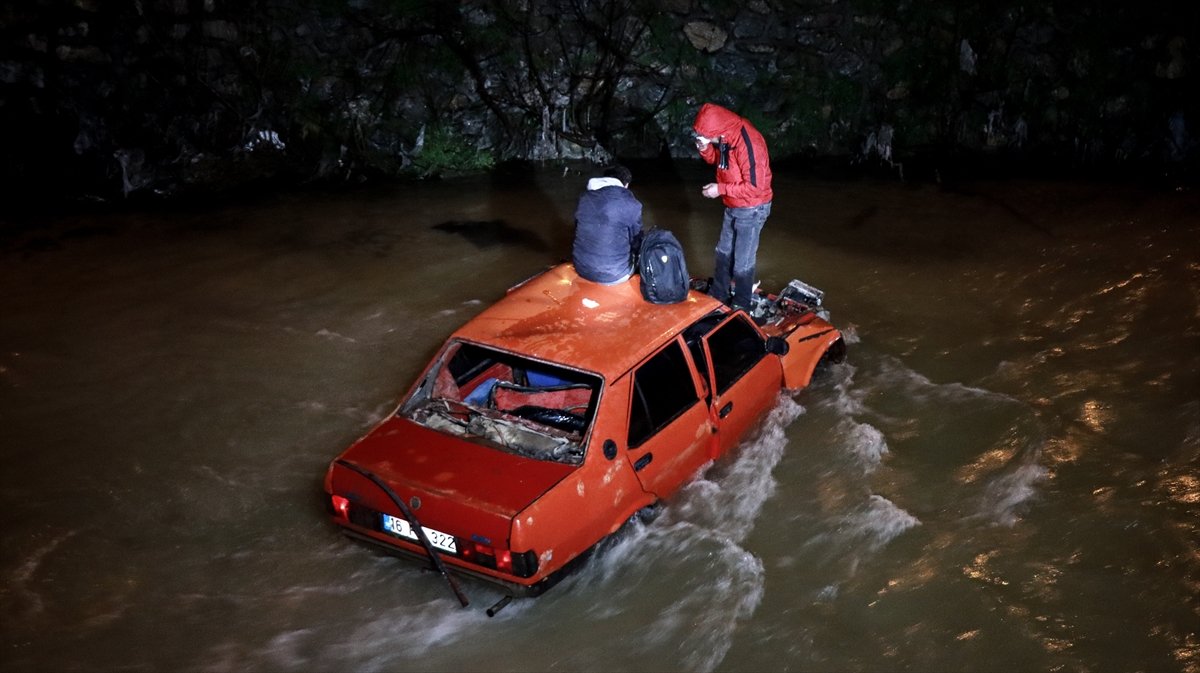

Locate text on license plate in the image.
[380,513,457,554]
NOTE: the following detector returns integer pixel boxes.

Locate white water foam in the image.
[850,494,922,552]
[326,600,491,672]
[667,395,806,536]
[843,420,889,474]
[639,536,765,672]
[977,458,1047,527]
[200,599,491,673]
[819,361,891,475]
[837,352,1048,527]
[825,361,867,417]
[801,494,921,580]
[850,355,1025,429]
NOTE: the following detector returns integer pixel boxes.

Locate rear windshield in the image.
[400,341,602,465]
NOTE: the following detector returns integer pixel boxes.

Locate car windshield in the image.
[399,341,602,465]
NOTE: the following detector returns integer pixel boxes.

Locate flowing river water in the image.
[2,162,1198,672]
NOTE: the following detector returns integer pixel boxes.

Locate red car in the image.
[324,263,844,614]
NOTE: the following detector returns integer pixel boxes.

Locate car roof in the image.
[452,263,726,381]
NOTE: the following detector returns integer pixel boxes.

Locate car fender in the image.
[510,459,652,580]
[508,402,649,580]
[780,328,845,390]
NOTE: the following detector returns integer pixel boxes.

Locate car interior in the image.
[401,341,602,463]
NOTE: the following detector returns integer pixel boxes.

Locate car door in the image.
[624,337,713,499]
[697,313,782,458]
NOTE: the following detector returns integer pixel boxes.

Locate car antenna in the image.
[335,459,471,608]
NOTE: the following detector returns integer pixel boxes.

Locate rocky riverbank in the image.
[4,1,1197,203]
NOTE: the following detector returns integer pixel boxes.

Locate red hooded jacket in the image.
[692,103,773,208]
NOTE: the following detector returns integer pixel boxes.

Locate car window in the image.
[707,316,767,395]
[683,310,725,385]
[628,340,700,448]
[402,340,602,464]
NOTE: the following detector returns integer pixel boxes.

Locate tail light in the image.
[330,494,350,520]
[455,538,538,578]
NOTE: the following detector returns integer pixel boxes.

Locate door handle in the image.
[719,402,733,418]
[634,453,653,472]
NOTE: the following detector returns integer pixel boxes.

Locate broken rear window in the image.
[400,341,602,464]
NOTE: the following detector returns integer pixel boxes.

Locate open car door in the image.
[690,313,783,459]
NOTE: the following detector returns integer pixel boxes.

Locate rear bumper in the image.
[339,527,562,598]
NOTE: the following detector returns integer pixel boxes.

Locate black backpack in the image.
[638,227,690,304]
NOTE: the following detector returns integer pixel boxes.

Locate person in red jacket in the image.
[692,102,774,311]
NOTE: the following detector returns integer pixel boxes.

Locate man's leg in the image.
[710,208,736,301]
[730,202,771,310]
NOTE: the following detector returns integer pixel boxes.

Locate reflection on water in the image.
[1,167,1198,672]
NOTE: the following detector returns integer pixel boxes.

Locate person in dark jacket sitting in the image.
[572,164,644,284]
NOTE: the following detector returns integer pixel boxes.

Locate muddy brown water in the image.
[2,162,1198,672]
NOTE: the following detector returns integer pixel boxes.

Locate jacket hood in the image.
[587,176,626,191]
[692,103,743,139]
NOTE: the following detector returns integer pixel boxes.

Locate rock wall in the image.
[3,0,1197,202]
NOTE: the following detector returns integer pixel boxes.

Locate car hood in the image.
[330,415,576,544]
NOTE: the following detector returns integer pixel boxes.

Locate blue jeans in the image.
[711,202,771,309]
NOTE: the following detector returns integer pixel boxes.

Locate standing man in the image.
[572,164,644,284]
[692,102,774,311]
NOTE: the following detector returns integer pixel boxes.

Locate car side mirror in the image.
[765,336,789,356]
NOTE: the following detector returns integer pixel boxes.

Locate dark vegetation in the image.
[2,0,1197,207]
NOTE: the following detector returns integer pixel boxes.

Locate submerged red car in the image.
[324,263,844,614]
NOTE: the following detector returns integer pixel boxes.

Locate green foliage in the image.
[409,126,495,178]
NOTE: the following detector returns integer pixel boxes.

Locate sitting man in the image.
[572,164,644,284]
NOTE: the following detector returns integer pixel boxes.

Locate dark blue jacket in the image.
[572,180,644,284]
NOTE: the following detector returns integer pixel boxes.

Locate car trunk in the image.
[329,416,577,549]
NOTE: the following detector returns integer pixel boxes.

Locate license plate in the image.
[380,513,457,554]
